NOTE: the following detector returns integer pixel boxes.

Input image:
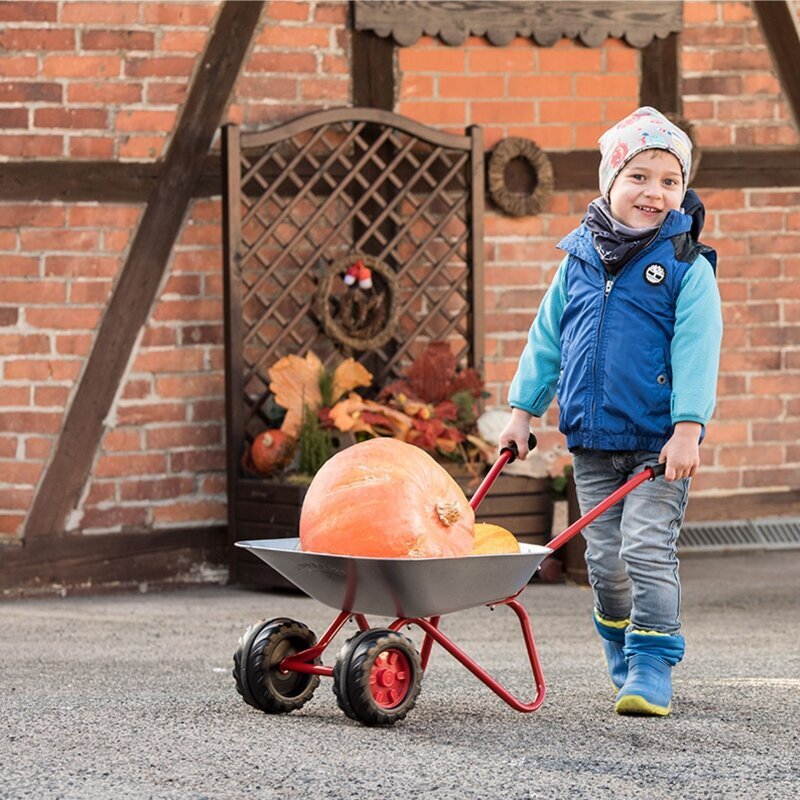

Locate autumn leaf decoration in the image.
[268,352,372,437]
[327,395,412,439]
[378,342,492,465]
[266,343,494,472]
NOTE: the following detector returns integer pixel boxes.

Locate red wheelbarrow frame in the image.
[279,446,666,714]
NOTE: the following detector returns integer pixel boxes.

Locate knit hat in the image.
[598,107,692,200]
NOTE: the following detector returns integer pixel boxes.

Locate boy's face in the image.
[608,149,684,229]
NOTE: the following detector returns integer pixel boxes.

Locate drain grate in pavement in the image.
[680,517,800,552]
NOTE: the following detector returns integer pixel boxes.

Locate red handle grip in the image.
[470,434,538,511]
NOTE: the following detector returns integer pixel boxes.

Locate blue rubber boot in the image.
[615,630,685,717]
[593,610,629,691]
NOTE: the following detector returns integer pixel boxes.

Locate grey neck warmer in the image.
[583,190,707,275]
[583,197,658,274]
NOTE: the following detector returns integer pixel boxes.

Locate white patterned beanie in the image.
[598,106,692,200]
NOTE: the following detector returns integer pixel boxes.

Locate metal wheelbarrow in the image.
[233,436,666,726]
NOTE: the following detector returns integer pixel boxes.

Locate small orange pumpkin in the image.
[471,523,520,555]
[299,438,475,558]
[250,429,295,476]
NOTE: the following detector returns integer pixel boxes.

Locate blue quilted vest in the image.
[556,211,715,452]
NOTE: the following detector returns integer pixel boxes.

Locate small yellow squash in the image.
[471,523,520,555]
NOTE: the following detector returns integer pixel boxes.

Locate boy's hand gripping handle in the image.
[501,433,538,464]
[470,434,537,511]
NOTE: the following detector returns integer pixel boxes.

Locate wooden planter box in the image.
[231,478,310,590]
[230,472,554,590]
[453,473,553,547]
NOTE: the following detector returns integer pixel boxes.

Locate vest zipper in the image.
[590,276,614,446]
[588,233,657,445]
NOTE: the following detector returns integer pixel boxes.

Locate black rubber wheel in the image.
[334,628,422,726]
[232,618,320,714]
[331,630,363,721]
[233,618,277,708]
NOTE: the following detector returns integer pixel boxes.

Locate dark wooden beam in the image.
[2,145,799,206]
[0,158,221,202]
[547,151,599,190]
[351,28,395,110]
[0,526,227,597]
[349,30,399,384]
[22,0,265,541]
[692,148,800,188]
[221,125,245,583]
[752,1,800,135]
[639,32,681,114]
[548,147,800,190]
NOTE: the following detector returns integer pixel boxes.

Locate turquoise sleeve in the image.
[671,254,723,424]
[507,256,568,416]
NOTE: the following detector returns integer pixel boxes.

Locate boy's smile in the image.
[608,150,684,229]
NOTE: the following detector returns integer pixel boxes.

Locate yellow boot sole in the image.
[615,693,671,716]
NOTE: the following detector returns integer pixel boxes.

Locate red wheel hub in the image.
[369,648,412,708]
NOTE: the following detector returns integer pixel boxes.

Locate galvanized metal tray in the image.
[236,538,552,618]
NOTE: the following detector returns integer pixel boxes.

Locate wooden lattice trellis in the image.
[221,108,485,582]
[223,108,484,449]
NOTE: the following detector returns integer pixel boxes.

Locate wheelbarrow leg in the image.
[419,615,441,670]
[390,601,547,713]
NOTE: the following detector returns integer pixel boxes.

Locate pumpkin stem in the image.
[262,433,274,447]
[436,501,461,527]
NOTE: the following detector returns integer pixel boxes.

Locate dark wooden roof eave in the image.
[353,0,683,48]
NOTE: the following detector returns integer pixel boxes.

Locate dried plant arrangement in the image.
[244,343,494,480]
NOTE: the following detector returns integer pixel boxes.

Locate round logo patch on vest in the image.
[644,263,666,285]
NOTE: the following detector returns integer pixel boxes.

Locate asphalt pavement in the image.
[1,549,799,800]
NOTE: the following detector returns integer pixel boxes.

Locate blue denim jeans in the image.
[572,449,690,634]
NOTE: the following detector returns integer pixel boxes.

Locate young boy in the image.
[499,107,723,717]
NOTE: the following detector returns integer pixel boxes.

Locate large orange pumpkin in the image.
[299,438,475,558]
[471,523,520,555]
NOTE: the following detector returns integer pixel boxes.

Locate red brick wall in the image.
[399,36,639,150]
[1,0,799,546]
[682,1,799,147]
[0,1,349,543]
